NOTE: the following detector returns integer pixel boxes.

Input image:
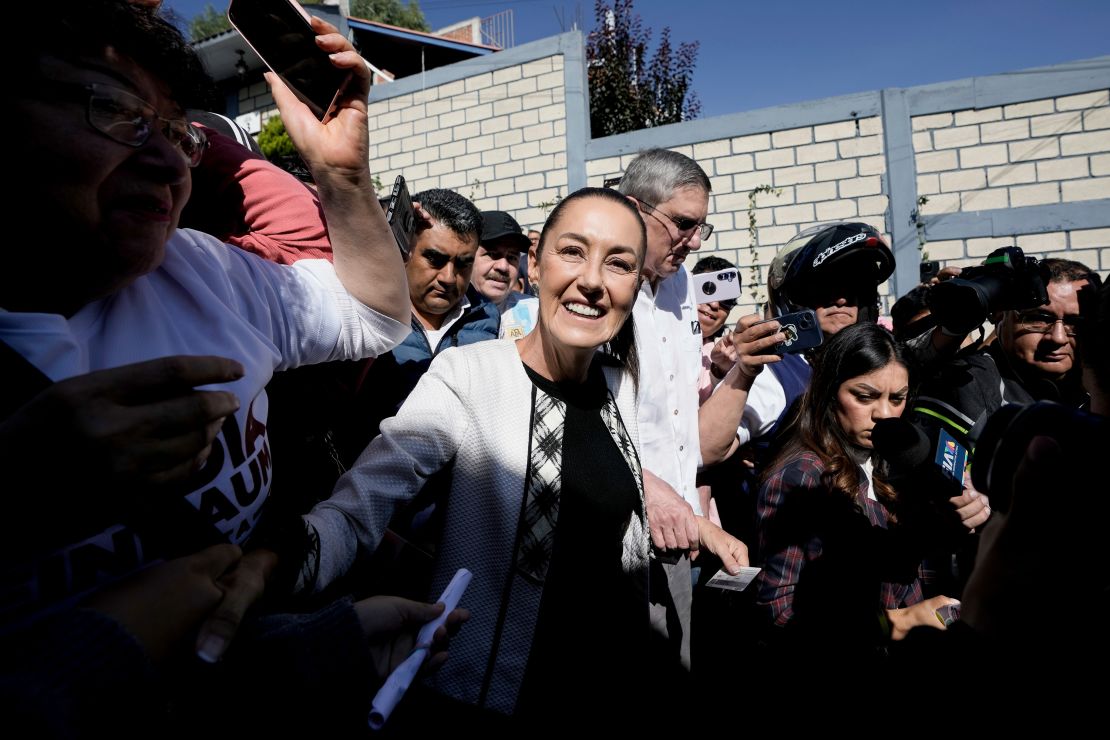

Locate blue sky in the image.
[164,0,1109,119]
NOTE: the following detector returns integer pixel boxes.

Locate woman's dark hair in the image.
[13,1,217,109]
[537,187,647,388]
[775,323,910,510]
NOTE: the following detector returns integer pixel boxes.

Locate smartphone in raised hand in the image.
[228,0,352,120]
[693,267,742,305]
[386,176,415,259]
[755,309,823,355]
[920,260,941,283]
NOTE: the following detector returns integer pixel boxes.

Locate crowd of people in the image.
[2,1,1107,735]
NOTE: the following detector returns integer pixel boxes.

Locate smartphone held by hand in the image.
[386,176,416,259]
[227,0,352,120]
[756,309,823,355]
[694,268,742,305]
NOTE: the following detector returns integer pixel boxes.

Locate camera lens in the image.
[800,314,812,328]
[702,281,716,296]
[971,401,1108,513]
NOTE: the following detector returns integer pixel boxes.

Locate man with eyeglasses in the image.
[922,257,1100,427]
[617,149,749,686]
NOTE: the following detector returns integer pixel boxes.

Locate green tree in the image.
[350,0,430,32]
[189,3,231,41]
[586,0,701,137]
[257,115,297,159]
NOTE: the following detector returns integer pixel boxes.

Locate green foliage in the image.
[536,190,563,216]
[586,0,701,137]
[189,3,232,41]
[350,0,430,32]
[257,116,297,159]
[257,115,384,191]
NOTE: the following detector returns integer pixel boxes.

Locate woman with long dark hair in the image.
[754,323,964,662]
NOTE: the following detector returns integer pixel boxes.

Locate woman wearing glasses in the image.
[1,3,456,726]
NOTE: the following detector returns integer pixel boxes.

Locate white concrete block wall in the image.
[912,90,1110,214]
[911,89,1110,285]
[921,228,1110,275]
[586,117,890,316]
[366,55,568,228]
[232,44,1108,316]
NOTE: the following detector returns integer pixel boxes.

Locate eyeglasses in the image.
[1016,311,1082,337]
[44,81,207,167]
[637,200,714,241]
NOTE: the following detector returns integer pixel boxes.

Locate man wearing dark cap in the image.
[474,211,540,339]
[472,211,531,310]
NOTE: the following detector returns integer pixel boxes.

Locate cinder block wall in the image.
[233,30,1108,316]
[911,90,1110,272]
[366,55,569,228]
[587,117,891,314]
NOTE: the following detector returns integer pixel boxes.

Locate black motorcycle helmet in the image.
[766,222,895,322]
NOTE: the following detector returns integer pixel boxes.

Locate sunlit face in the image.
[530,197,644,354]
[637,186,708,283]
[1000,279,1086,380]
[405,221,478,327]
[14,50,192,312]
[697,300,731,338]
[471,236,521,307]
[835,361,910,449]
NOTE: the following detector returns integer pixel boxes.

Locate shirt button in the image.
[679,445,684,451]
[673,409,679,415]
[662,337,667,343]
[669,374,674,381]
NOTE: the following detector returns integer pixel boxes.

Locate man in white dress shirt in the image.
[618,149,748,675]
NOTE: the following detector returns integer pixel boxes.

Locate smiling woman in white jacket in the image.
[300,188,658,722]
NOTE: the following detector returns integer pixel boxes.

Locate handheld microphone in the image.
[871,415,968,501]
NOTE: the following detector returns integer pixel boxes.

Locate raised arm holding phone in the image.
[2,4,455,710]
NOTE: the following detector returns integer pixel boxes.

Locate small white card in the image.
[705,566,761,592]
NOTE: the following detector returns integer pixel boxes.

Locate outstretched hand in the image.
[695,517,749,574]
[193,548,279,663]
[0,355,243,488]
[355,596,469,680]
[887,595,959,641]
[84,544,243,663]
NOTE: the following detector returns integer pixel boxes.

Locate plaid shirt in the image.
[755,450,925,630]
